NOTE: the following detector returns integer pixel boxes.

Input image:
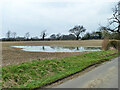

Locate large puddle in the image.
[12,46,101,52]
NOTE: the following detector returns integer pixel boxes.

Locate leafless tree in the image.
[56,33,61,40]
[69,25,86,40]
[25,32,30,39]
[50,34,56,39]
[6,30,11,39]
[100,2,120,34]
[40,30,47,40]
[12,32,17,39]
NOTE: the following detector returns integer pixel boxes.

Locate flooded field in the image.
[2,40,103,66]
[12,46,101,52]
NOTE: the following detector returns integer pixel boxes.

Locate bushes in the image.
[102,37,109,51]
[102,39,120,51]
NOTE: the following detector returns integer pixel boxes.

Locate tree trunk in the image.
[76,35,79,40]
[42,35,44,40]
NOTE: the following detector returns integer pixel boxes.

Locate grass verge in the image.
[2,50,119,88]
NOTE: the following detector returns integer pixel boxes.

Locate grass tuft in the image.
[2,50,118,88]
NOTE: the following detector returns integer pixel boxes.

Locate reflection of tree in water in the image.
[76,47,79,50]
[50,46,76,50]
[49,46,101,51]
[84,47,101,50]
[50,46,55,49]
[63,47,76,50]
[50,46,63,50]
[42,46,45,50]
[42,46,101,51]
[50,46,58,49]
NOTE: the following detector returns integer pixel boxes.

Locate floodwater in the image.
[12,46,101,52]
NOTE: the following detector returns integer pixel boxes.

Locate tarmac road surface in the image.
[53,57,119,88]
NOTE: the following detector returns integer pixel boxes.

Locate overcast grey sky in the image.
[1,0,119,38]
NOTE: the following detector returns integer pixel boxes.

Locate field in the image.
[2,50,118,88]
[2,40,119,88]
[2,40,103,66]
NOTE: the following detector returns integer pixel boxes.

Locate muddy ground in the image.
[2,40,102,66]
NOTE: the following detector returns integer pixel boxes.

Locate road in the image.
[53,57,119,88]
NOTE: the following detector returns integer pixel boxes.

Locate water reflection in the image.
[12,46,101,52]
[42,46,45,50]
[77,47,79,50]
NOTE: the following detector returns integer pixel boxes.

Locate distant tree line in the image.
[1,2,120,41]
[1,24,120,41]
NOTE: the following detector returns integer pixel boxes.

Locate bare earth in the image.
[2,40,103,66]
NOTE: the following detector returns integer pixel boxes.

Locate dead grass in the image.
[102,38,109,51]
[102,39,120,51]
[2,40,103,66]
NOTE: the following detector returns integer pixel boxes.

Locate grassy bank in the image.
[2,50,118,88]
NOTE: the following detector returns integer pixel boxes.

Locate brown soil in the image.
[2,40,102,66]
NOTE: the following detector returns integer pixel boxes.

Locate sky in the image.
[1,0,120,38]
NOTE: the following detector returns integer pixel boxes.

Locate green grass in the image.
[2,50,119,88]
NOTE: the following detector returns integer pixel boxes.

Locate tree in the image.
[56,33,61,40]
[91,31,102,39]
[40,30,47,40]
[99,27,111,39]
[6,30,11,39]
[96,31,102,39]
[69,25,86,40]
[12,32,17,39]
[50,34,56,39]
[100,2,120,39]
[82,32,90,40]
[25,32,30,39]
[60,34,76,40]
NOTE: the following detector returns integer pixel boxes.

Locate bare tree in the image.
[56,33,61,40]
[40,30,47,40]
[6,30,11,39]
[100,2,120,34]
[25,32,30,39]
[50,34,56,39]
[69,25,86,40]
[12,32,17,39]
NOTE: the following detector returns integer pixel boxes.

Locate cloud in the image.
[2,0,119,38]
